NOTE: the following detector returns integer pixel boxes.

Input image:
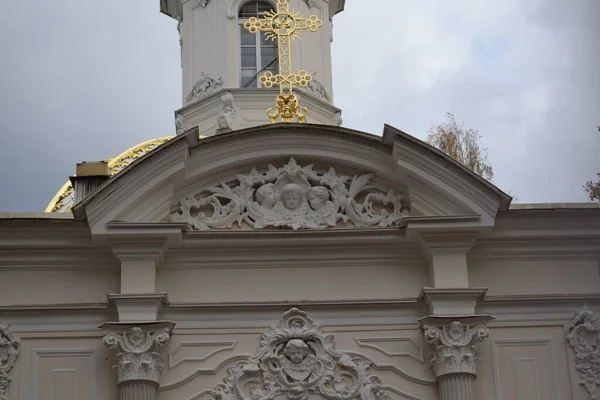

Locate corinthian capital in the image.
[101,322,175,385]
[420,315,493,379]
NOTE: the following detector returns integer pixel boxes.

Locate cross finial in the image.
[244,0,323,123]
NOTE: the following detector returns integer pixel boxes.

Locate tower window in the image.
[239,1,279,88]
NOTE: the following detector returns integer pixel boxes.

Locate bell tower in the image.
[160,0,345,136]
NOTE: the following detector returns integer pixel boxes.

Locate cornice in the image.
[469,236,600,260]
[383,124,510,215]
[0,248,118,271]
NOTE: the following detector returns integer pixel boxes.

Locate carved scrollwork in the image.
[171,157,409,230]
[186,73,224,104]
[209,308,389,400]
[103,326,171,384]
[422,321,489,378]
[566,305,600,400]
[0,325,20,400]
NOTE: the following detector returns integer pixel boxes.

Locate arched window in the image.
[239,1,279,88]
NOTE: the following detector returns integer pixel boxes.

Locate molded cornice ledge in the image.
[103,222,187,263]
[419,287,488,316]
[382,124,510,223]
[107,293,170,322]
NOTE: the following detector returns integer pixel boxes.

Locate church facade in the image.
[1,1,599,400]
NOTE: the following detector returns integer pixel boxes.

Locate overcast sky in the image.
[0,0,598,211]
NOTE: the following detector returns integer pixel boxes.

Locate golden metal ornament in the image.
[244,0,323,123]
[45,136,174,213]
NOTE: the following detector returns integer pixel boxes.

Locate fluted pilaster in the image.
[119,381,158,400]
[438,374,475,400]
[419,315,493,400]
[101,321,175,400]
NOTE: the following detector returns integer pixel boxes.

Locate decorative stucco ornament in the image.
[186,73,223,104]
[0,325,20,400]
[197,0,210,7]
[209,308,389,400]
[175,113,188,135]
[566,305,600,400]
[103,326,171,384]
[305,72,331,102]
[172,157,409,230]
[217,91,237,132]
[422,321,489,378]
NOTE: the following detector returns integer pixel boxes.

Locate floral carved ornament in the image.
[209,308,389,400]
[567,306,600,400]
[172,157,409,230]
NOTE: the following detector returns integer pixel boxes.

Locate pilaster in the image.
[101,321,175,400]
[103,224,180,322]
[418,232,477,289]
[419,315,494,400]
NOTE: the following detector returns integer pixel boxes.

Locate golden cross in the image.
[244,0,323,123]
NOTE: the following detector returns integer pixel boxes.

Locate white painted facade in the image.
[162,0,344,137]
[1,1,599,400]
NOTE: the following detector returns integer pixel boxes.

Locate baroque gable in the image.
[73,125,509,235]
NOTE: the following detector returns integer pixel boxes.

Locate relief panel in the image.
[13,337,117,400]
[476,326,573,400]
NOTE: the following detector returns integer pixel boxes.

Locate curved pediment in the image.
[75,124,510,235]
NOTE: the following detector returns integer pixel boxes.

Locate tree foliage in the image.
[426,112,494,181]
[583,126,600,202]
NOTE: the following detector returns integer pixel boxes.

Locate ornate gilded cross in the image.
[244,0,323,123]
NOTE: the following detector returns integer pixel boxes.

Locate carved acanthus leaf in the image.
[208,308,389,400]
[186,73,223,104]
[103,327,171,384]
[0,325,20,400]
[422,321,488,378]
[171,157,409,231]
[566,305,600,400]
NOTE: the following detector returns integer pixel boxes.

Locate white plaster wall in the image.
[156,263,429,303]
[0,270,119,306]
[468,259,600,296]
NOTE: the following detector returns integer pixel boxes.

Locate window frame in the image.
[237,1,278,88]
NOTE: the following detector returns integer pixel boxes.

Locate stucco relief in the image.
[186,73,224,104]
[567,305,600,400]
[304,72,331,102]
[217,91,237,132]
[208,308,389,400]
[103,326,171,384]
[172,157,409,230]
[422,321,489,378]
[0,325,20,400]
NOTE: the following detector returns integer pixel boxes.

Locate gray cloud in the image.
[0,0,598,211]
